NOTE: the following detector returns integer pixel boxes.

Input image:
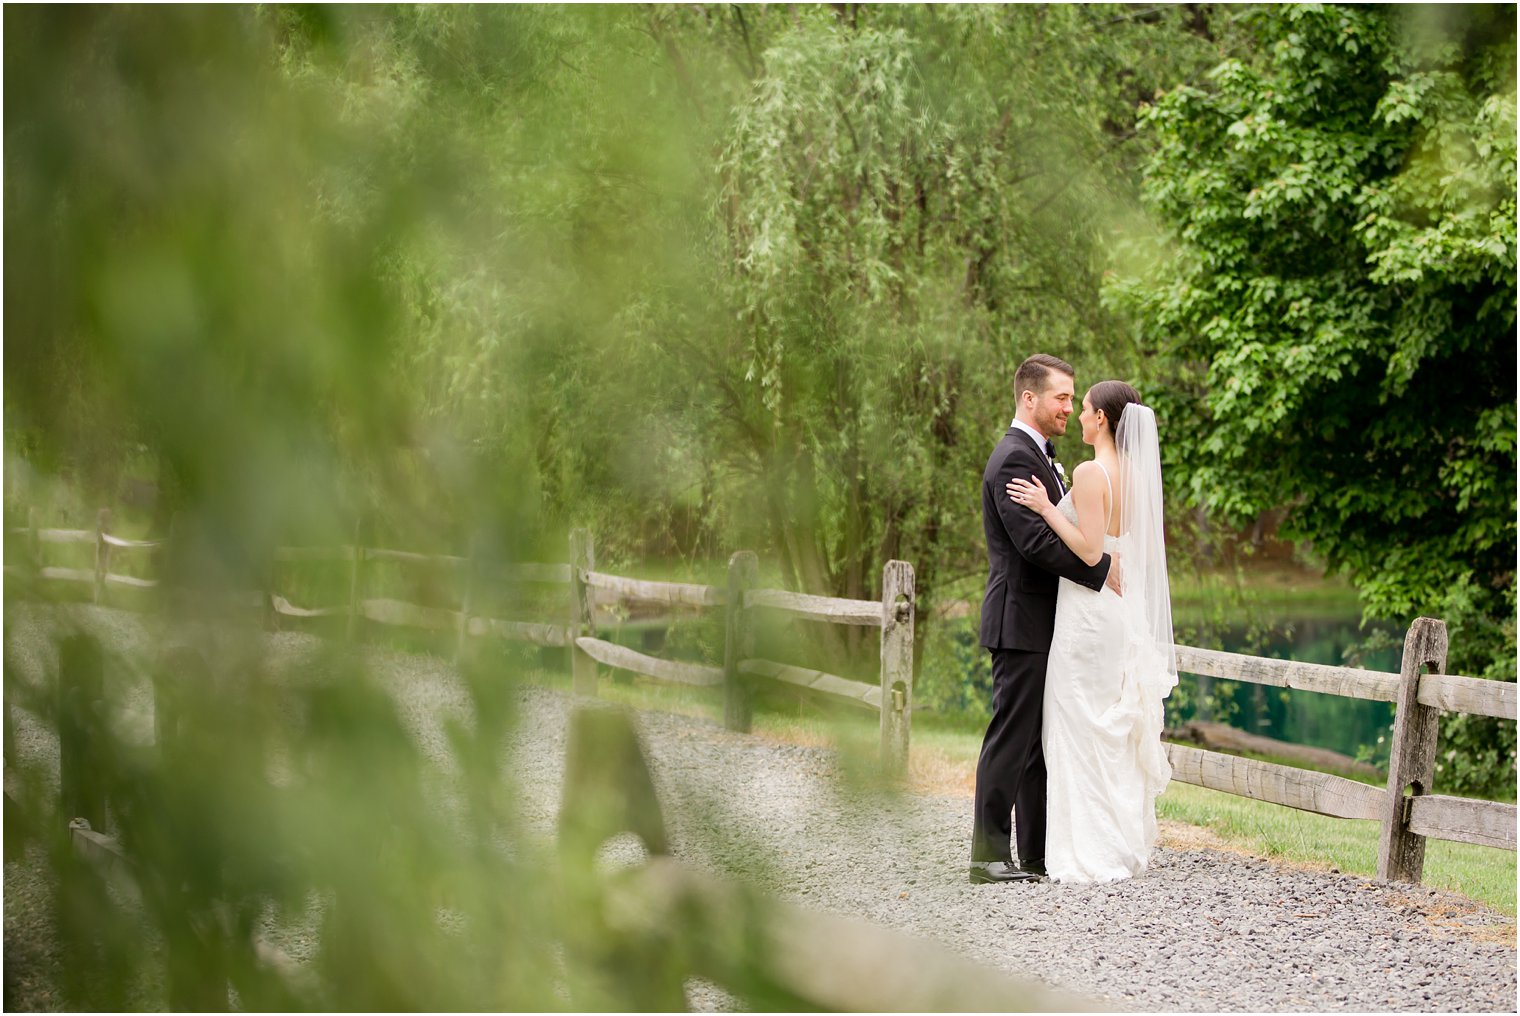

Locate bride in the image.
[1006,380,1178,884]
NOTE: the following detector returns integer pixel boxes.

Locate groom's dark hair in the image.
[1013,354,1074,401]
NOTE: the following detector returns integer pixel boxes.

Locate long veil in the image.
[1116,404,1179,721]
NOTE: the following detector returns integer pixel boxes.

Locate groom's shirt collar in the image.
[1009,418,1051,455]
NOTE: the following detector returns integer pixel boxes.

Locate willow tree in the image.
[267,4,1232,618]
[708,5,1232,630]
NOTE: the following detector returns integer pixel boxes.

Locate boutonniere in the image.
[1054,461,1067,483]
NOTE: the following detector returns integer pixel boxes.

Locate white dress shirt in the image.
[1009,418,1064,495]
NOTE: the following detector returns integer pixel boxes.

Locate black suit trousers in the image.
[971,647,1047,864]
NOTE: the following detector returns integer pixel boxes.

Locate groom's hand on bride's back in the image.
[1105,553,1122,596]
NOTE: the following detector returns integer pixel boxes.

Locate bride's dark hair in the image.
[1088,380,1143,440]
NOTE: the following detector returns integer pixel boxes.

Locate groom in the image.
[969,353,1115,885]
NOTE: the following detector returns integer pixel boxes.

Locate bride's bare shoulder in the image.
[1069,460,1103,484]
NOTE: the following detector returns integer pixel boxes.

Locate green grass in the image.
[527,666,1517,917]
[1158,780,1516,916]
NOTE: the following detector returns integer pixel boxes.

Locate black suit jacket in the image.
[979,426,1111,651]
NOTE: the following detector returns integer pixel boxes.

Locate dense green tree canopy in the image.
[1109,4,1515,665]
[1108,4,1515,792]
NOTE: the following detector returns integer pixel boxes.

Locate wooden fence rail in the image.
[7,516,917,769]
[741,588,885,626]
[1166,617,1516,882]
[567,535,917,773]
[582,570,724,609]
[9,510,1515,882]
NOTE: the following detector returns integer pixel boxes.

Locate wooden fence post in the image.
[559,705,677,1010]
[570,529,597,697]
[3,636,16,769]
[1377,616,1449,883]
[262,546,278,633]
[455,538,477,665]
[879,560,914,777]
[93,508,113,604]
[58,634,107,832]
[165,510,194,622]
[163,511,181,619]
[27,506,41,577]
[723,551,757,733]
[346,517,366,643]
[155,645,205,763]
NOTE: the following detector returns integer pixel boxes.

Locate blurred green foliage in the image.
[3,6,727,1009]
[3,4,1516,1006]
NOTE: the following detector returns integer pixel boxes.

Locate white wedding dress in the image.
[1042,464,1176,884]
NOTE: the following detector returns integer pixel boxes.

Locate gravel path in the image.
[500,690,1516,1013]
[5,606,1516,1012]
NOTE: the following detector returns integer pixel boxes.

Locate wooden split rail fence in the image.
[6,516,917,770]
[8,510,1515,883]
[1165,617,1517,882]
[568,532,917,772]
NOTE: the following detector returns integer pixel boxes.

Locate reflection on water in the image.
[1177,616,1402,764]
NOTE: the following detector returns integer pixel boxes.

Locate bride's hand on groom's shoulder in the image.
[1007,475,1052,515]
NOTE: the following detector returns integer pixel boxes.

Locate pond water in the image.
[1176,615,1403,764]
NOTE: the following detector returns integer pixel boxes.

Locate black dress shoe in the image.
[1020,858,1048,878]
[968,860,1040,884]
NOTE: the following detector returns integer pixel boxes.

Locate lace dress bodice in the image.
[1054,460,1120,554]
[1054,491,1121,555]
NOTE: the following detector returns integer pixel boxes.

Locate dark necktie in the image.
[1044,440,1064,494]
